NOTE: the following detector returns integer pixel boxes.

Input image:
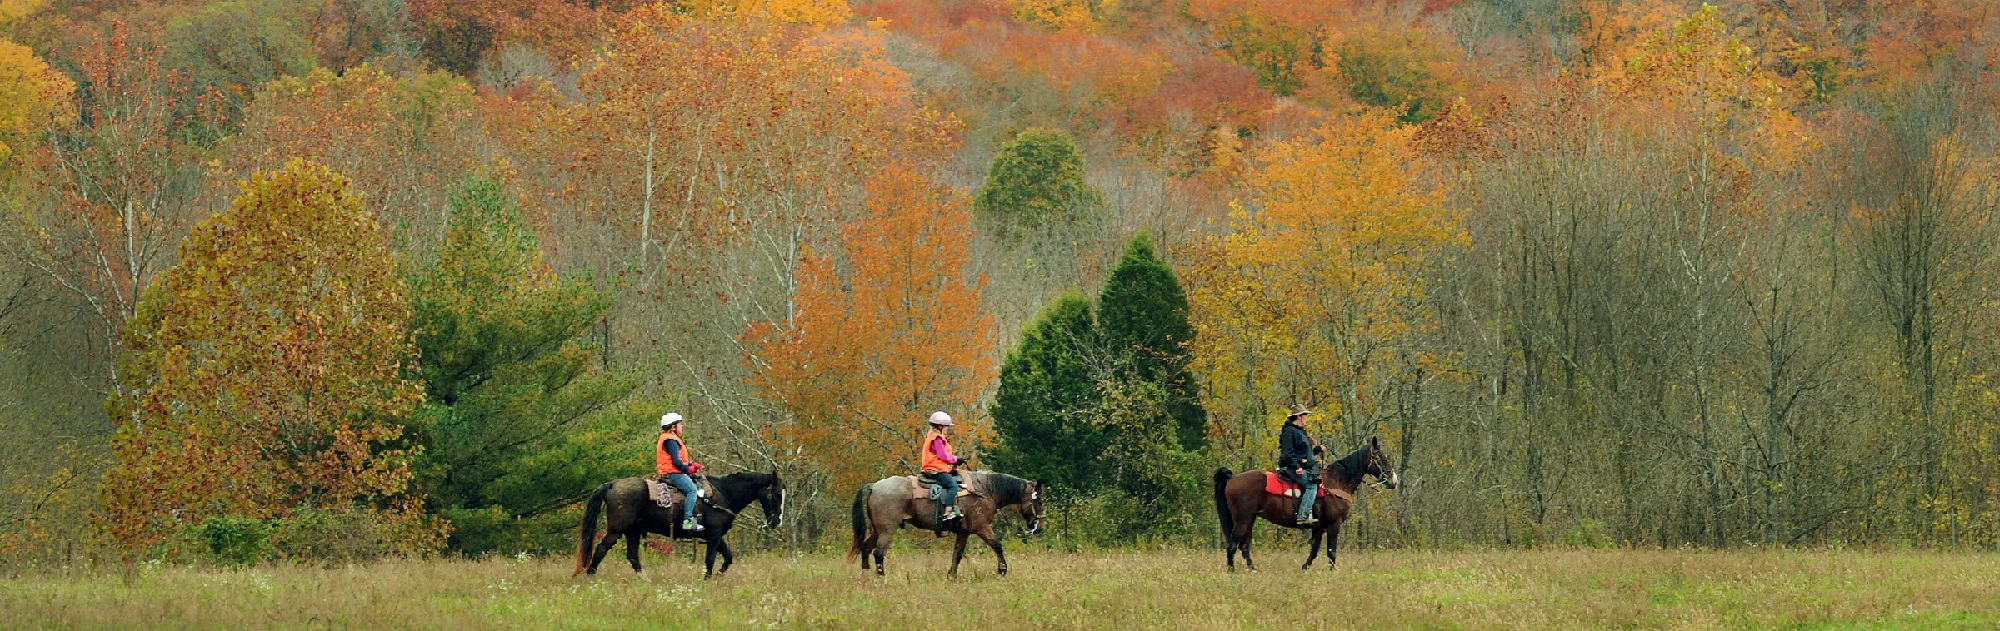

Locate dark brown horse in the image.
[573,471,785,578]
[848,471,1045,579]
[1214,436,1398,571]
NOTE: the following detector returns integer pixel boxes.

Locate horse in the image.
[573,470,785,579]
[1213,436,1399,571]
[848,470,1046,579]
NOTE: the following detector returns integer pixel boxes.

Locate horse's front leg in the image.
[1301,527,1324,570]
[625,533,644,573]
[716,538,735,575]
[703,537,719,579]
[976,526,1007,576]
[1326,524,1340,568]
[948,532,969,580]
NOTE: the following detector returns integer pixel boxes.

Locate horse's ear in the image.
[1369,435,1380,450]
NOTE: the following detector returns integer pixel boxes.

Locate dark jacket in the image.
[1278,422,1319,473]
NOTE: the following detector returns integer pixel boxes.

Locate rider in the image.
[1279,404,1325,525]
[657,412,706,532]
[921,410,967,522]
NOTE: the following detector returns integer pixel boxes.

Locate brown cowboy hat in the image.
[1288,404,1312,418]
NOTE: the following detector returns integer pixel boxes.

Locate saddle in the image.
[908,474,977,500]
[1263,472,1357,506]
[645,475,715,511]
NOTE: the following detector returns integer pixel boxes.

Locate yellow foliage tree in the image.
[100,160,439,553]
[0,37,72,168]
[679,0,853,26]
[1186,110,1464,463]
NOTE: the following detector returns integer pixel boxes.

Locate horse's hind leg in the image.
[1239,523,1257,572]
[872,529,895,577]
[587,529,619,575]
[859,533,874,570]
[1301,528,1324,570]
[625,533,643,573]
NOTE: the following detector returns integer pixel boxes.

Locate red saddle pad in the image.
[1263,472,1324,497]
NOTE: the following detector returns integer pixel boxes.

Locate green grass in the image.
[4,547,1997,629]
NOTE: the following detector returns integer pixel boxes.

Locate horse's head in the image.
[1365,436,1400,489]
[1020,480,1047,535]
[757,470,786,529]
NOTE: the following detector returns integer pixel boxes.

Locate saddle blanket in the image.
[1263,472,1327,498]
[645,477,713,510]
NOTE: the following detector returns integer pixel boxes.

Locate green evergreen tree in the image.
[1097,235,1207,451]
[973,127,1103,239]
[408,179,653,552]
[989,292,1111,495]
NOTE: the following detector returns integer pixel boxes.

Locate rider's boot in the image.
[942,505,961,521]
[1295,486,1320,525]
[683,518,705,532]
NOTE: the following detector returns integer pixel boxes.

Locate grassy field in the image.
[4,545,1998,630]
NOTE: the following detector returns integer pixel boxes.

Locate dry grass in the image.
[4,546,1997,630]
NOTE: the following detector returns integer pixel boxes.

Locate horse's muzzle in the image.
[1382,470,1401,489]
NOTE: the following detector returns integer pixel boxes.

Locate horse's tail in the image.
[573,481,611,576]
[846,484,872,564]
[1213,467,1234,542]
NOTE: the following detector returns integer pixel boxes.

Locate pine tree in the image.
[1097,235,1207,451]
[408,178,650,550]
[989,293,1111,495]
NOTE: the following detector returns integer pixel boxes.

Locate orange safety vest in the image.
[656,430,694,475]
[920,428,955,473]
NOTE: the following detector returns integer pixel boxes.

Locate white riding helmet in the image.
[661,412,684,429]
[928,410,954,426]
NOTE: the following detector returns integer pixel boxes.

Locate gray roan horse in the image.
[1213,436,1398,571]
[848,471,1045,578]
[574,471,785,578]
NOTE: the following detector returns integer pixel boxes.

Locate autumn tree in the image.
[222,66,483,253]
[533,8,959,494]
[1186,110,1462,467]
[745,166,995,491]
[0,36,69,174]
[17,22,209,370]
[100,160,437,553]
[407,178,652,551]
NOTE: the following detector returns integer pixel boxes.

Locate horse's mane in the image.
[710,471,776,508]
[968,471,1028,506]
[1326,443,1372,487]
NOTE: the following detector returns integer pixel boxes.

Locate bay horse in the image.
[573,471,785,578]
[1214,436,1398,571]
[848,471,1046,579]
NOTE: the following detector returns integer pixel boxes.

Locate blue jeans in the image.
[924,471,961,509]
[665,474,699,521]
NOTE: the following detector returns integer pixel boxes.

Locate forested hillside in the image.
[2,0,1996,562]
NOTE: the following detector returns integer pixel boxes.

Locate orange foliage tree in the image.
[221,65,483,251]
[18,21,209,365]
[1185,110,1464,463]
[100,160,437,552]
[744,166,996,489]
